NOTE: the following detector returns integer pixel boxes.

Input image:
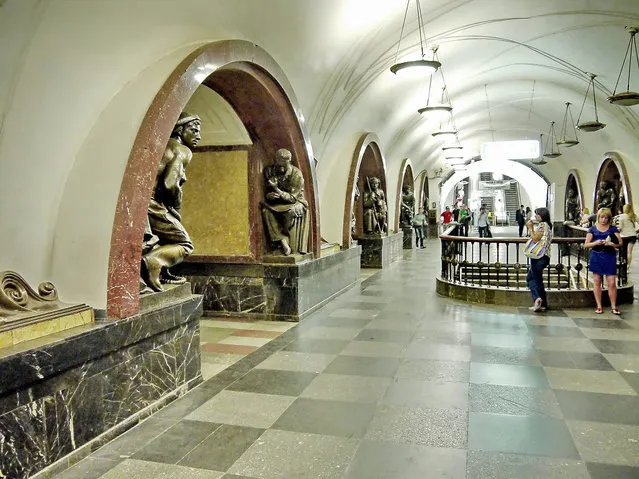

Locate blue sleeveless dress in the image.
[588,226,619,276]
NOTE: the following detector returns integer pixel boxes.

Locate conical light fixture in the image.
[432,109,457,137]
[390,0,440,77]
[418,49,452,118]
[543,122,562,158]
[576,73,606,132]
[608,27,639,106]
[532,133,547,165]
[556,102,579,147]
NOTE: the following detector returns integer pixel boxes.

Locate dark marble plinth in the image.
[179,247,361,321]
[0,294,203,479]
[356,232,404,268]
[401,226,414,249]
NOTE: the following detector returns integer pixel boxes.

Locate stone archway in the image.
[593,152,632,215]
[107,41,319,318]
[343,133,388,247]
[395,159,414,232]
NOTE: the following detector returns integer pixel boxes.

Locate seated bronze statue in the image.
[262,148,310,255]
[363,176,388,235]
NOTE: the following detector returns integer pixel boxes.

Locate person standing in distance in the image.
[526,207,553,312]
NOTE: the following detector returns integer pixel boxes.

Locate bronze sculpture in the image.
[564,188,581,223]
[400,184,415,227]
[596,180,616,210]
[140,112,201,293]
[351,182,360,236]
[363,176,388,235]
[262,148,310,255]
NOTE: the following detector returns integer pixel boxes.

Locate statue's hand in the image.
[268,178,278,188]
[291,202,305,217]
[266,192,280,201]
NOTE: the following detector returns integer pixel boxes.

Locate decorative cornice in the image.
[0,271,59,315]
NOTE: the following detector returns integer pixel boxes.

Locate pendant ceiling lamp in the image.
[608,27,639,106]
[576,73,606,132]
[556,102,579,147]
[390,0,440,77]
[432,110,458,137]
[418,48,451,118]
[543,123,562,158]
[532,134,547,165]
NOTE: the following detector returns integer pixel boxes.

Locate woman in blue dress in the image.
[585,208,622,315]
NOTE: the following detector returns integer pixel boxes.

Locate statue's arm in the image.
[279,171,305,203]
[163,153,189,209]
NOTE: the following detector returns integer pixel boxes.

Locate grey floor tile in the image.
[469,383,563,418]
[591,339,639,354]
[99,459,224,478]
[282,338,348,354]
[544,368,637,395]
[339,340,406,358]
[537,350,614,370]
[468,412,579,458]
[555,390,639,425]
[315,317,372,328]
[324,355,400,377]
[470,363,549,388]
[586,462,639,479]
[222,475,258,479]
[621,372,639,393]
[225,369,317,396]
[344,440,466,479]
[132,420,220,464]
[471,345,541,366]
[297,325,362,341]
[568,420,639,466]
[526,325,585,337]
[534,337,599,353]
[255,351,335,373]
[328,308,380,319]
[227,429,358,479]
[404,343,471,361]
[367,317,422,331]
[53,457,121,479]
[272,397,376,438]
[382,378,468,410]
[411,329,471,346]
[354,328,414,343]
[185,390,294,429]
[396,359,470,382]
[467,451,589,479]
[603,354,639,372]
[572,318,633,329]
[300,373,391,403]
[365,404,467,448]
[93,418,177,459]
[179,425,264,471]
[471,333,533,349]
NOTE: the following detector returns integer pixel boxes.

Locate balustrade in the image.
[439,224,629,290]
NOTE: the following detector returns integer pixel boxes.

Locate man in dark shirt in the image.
[515,205,526,237]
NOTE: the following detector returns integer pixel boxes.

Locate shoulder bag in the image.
[523,237,548,259]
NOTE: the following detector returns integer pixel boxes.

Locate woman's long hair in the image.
[535,207,553,230]
[623,203,637,223]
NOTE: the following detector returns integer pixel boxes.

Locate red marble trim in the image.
[231,329,282,338]
[565,169,584,215]
[107,41,319,319]
[192,144,252,152]
[394,159,414,231]
[342,133,389,247]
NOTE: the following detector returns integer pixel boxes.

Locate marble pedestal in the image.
[0,291,203,479]
[401,226,414,249]
[180,246,361,321]
[356,231,404,268]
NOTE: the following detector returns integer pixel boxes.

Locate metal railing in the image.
[439,224,628,290]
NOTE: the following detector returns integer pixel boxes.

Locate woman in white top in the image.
[525,207,553,312]
[615,204,638,265]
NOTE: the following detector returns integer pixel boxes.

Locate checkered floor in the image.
[55,240,639,478]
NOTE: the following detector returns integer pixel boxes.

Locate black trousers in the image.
[413,226,424,247]
[518,222,525,237]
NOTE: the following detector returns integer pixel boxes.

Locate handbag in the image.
[523,237,547,259]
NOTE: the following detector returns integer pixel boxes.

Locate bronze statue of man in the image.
[363,177,388,235]
[596,180,616,210]
[564,188,581,223]
[262,148,309,255]
[140,112,201,292]
[400,184,415,227]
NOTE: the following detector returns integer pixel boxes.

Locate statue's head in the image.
[172,112,201,148]
[369,177,380,188]
[274,149,293,173]
[567,188,576,198]
[403,184,412,194]
[599,180,608,189]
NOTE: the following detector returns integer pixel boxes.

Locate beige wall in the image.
[181,150,250,256]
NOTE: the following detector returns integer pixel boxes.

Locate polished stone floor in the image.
[55,240,639,478]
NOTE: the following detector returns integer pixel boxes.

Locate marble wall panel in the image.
[189,275,267,314]
[0,295,203,479]
[402,226,414,249]
[358,232,403,268]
